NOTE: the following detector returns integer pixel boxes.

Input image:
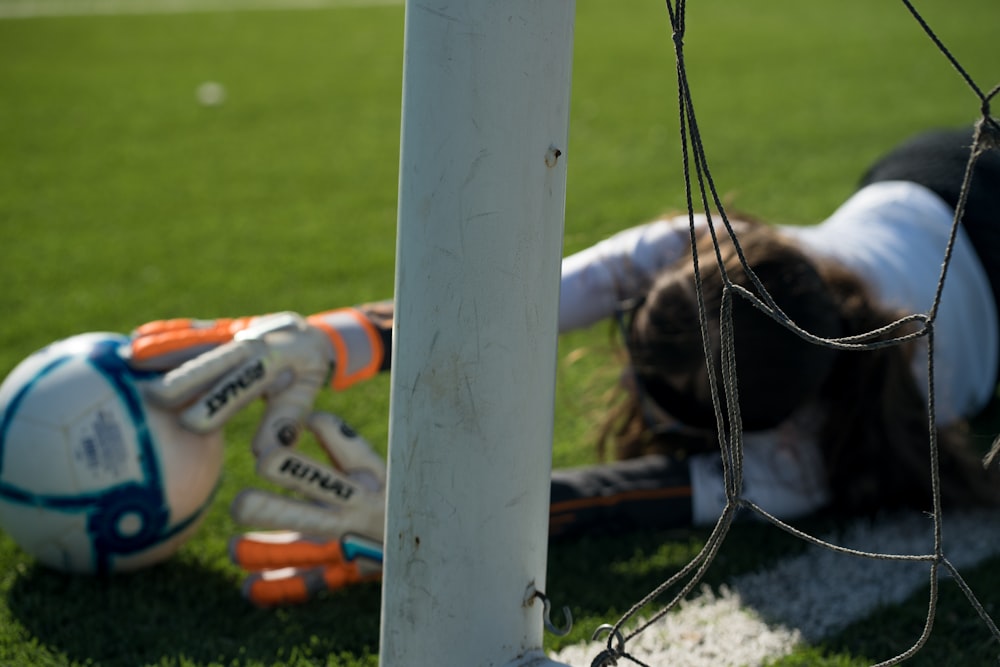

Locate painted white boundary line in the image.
[555,588,802,667]
[552,509,1000,667]
[0,0,401,20]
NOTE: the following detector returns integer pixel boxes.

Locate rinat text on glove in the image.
[274,452,358,502]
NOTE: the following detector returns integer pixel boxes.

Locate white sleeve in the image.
[688,414,830,525]
[558,215,706,333]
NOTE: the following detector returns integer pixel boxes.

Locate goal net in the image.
[578,2,1000,666]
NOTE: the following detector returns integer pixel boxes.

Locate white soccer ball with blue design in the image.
[0,332,224,574]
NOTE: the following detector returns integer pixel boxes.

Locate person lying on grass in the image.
[130,123,1000,605]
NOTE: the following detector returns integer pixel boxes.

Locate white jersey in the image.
[558,180,998,524]
[784,181,998,425]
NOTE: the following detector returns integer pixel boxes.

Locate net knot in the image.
[973,115,1000,155]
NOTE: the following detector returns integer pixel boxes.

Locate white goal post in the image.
[380,0,577,665]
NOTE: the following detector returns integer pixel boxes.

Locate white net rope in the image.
[588,2,1000,665]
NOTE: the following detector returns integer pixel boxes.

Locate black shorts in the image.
[858,126,1000,315]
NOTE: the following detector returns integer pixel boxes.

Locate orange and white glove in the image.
[129,304,391,456]
[130,315,263,372]
[229,412,385,606]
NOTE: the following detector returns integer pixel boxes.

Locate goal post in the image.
[380,0,576,665]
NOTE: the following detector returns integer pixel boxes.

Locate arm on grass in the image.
[549,454,694,539]
[549,420,832,539]
[558,215,709,332]
[129,215,700,378]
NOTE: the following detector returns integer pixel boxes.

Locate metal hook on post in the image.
[523,584,573,637]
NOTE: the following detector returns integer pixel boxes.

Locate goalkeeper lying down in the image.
[129,125,1000,605]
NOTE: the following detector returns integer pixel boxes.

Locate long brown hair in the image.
[605,220,998,514]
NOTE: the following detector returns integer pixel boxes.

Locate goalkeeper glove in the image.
[228,412,385,606]
[129,303,392,456]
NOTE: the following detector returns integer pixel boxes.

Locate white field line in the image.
[552,509,1000,667]
[0,0,401,20]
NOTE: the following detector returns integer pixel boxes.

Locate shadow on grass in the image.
[820,567,1000,666]
[8,497,998,665]
[542,519,821,652]
[545,513,1000,665]
[6,521,817,664]
[7,556,381,666]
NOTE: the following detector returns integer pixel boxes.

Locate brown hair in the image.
[605,220,999,514]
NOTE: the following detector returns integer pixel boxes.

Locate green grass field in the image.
[1,0,999,665]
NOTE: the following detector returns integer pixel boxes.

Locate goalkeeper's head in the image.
[619,221,843,440]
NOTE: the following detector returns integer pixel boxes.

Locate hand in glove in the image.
[229,412,385,606]
[129,303,392,456]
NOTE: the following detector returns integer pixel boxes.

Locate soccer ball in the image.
[0,332,225,574]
